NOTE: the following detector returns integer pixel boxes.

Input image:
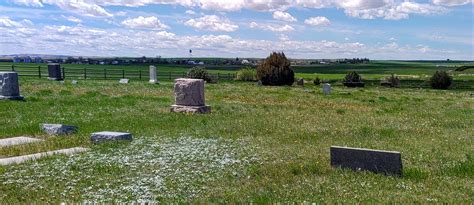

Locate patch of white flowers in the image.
[1,136,259,202]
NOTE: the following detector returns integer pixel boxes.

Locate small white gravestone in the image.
[119,78,129,84]
[0,72,24,100]
[323,83,331,95]
[71,80,78,85]
[149,65,159,84]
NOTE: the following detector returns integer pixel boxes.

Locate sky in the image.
[0,0,472,60]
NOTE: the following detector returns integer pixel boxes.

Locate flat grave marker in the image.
[42,124,78,135]
[90,131,133,143]
[0,147,88,166]
[119,79,129,84]
[0,137,43,148]
[330,146,403,176]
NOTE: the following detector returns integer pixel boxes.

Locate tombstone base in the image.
[149,80,159,84]
[48,77,63,81]
[0,95,24,100]
[170,105,211,114]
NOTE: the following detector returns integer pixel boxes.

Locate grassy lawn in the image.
[0,77,472,203]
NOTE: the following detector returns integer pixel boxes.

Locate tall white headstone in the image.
[149,65,158,84]
[0,72,24,100]
[323,83,331,95]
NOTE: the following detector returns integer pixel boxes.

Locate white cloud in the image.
[185,10,196,15]
[10,0,462,20]
[0,17,33,27]
[1,23,470,59]
[122,16,169,30]
[11,0,43,7]
[61,15,82,23]
[432,0,473,6]
[345,2,447,20]
[249,21,295,32]
[184,15,238,32]
[272,11,297,22]
[304,16,331,26]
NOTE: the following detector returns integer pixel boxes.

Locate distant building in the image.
[12,56,21,63]
[34,57,42,63]
[241,59,250,65]
[23,56,32,63]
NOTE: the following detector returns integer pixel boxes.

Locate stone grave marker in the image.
[330,146,403,176]
[42,124,78,135]
[71,80,78,85]
[297,78,304,86]
[0,147,88,165]
[0,137,43,148]
[90,131,133,143]
[119,79,129,84]
[47,63,63,81]
[0,72,24,100]
[323,83,331,95]
[170,78,211,114]
[149,65,159,84]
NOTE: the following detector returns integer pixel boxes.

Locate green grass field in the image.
[0,61,473,203]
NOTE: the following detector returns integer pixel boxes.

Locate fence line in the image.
[0,65,237,81]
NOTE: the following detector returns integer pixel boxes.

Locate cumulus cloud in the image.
[345,1,447,20]
[185,10,196,15]
[304,16,331,26]
[432,0,473,6]
[62,15,82,23]
[0,17,33,27]
[10,0,464,20]
[272,11,297,22]
[10,0,43,7]
[184,15,238,32]
[121,16,169,30]
[249,21,295,32]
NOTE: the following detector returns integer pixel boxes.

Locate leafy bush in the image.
[313,77,321,85]
[235,67,257,81]
[256,52,294,86]
[430,70,452,89]
[343,71,364,87]
[381,74,401,88]
[187,66,211,82]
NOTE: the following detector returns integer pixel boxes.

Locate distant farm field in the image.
[1,60,473,81]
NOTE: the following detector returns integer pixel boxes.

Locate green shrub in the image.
[235,67,257,81]
[430,70,452,89]
[256,52,294,86]
[187,66,211,82]
[343,71,364,87]
[381,74,401,88]
[313,77,321,85]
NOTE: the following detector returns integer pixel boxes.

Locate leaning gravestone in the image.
[47,63,63,81]
[323,83,331,95]
[0,72,24,100]
[90,131,133,143]
[119,79,129,84]
[42,124,78,135]
[297,78,304,86]
[149,65,159,84]
[330,146,403,176]
[171,78,211,114]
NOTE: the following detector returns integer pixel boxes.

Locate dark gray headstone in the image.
[42,124,78,135]
[0,72,24,100]
[47,63,63,81]
[90,131,133,143]
[330,146,403,176]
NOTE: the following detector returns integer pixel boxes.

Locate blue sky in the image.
[0,0,472,60]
